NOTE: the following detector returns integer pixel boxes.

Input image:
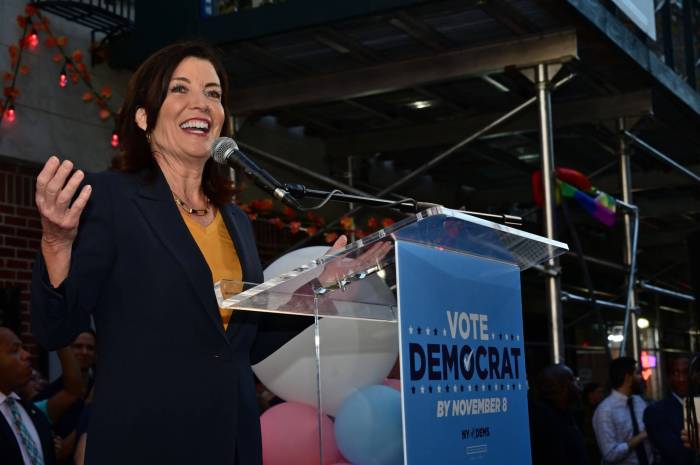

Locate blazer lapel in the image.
[132,170,229,343]
[0,411,23,465]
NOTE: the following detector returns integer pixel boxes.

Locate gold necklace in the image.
[172,191,210,216]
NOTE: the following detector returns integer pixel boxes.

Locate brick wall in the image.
[0,156,41,359]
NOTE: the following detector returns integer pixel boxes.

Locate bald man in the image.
[0,327,56,465]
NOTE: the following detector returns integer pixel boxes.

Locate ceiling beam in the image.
[230,29,578,114]
[387,11,455,52]
[478,0,539,35]
[325,90,653,156]
[313,26,382,64]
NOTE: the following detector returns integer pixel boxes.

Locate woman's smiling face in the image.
[144,56,225,161]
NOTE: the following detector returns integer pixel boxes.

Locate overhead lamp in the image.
[406,100,433,110]
[637,317,650,329]
[517,153,539,162]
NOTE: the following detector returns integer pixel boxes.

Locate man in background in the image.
[593,357,653,465]
[645,356,695,465]
[529,363,588,465]
[0,326,56,465]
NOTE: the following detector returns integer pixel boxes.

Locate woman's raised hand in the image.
[35,156,92,248]
[35,156,92,286]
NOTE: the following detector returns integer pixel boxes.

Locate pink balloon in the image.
[382,378,401,391]
[261,402,342,465]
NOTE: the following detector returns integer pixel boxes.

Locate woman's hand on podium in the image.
[35,156,92,287]
[318,235,393,290]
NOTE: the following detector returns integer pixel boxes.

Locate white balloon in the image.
[253,318,398,415]
[256,246,399,415]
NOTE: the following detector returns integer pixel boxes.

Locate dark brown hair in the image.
[112,41,235,206]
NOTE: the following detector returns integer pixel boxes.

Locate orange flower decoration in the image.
[98,107,111,120]
[9,45,19,60]
[44,37,57,48]
[340,216,353,231]
[82,91,94,102]
[19,65,29,75]
[306,226,318,236]
[2,72,13,82]
[367,217,378,229]
[269,217,284,230]
[282,206,296,219]
[381,218,395,228]
[56,36,67,46]
[71,49,83,63]
[289,221,301,234]
[25,5,38,16]
[324,232,338,244]
[52,52,62,63]
[16,16,27,29]
[99,85,112,99]
[3,87,20,98]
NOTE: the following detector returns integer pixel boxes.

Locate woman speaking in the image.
[30,41,340,465]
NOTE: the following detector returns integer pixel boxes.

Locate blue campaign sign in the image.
[396,240,531,465]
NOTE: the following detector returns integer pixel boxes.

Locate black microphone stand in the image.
[283,183,522,227]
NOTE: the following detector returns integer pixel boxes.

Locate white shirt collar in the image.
[612,389,630,401]
[0,391,20,404]
[672,392,684,406]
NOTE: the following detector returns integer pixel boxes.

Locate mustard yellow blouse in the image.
[179,209,242,330]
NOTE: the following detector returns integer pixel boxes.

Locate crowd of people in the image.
[530,355,695,465]
[0,326,96,465]
[2,324,698,465]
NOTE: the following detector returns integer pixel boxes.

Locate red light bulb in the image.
[59,65,68,88]
[27,29,39,49]
[111,131,119,148]
[5,104,16,123]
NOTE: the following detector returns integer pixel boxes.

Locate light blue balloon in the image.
[334,385,404,465]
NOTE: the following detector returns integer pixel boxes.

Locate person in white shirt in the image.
[0,327,54,465]
[593,356,653,465]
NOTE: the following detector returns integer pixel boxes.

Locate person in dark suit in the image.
[528,363,588,465]
[0,327,56,465]
[644,356,696,465]
[30,41,345,465]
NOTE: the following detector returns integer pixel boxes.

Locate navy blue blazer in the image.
[31,169,291,465]
[644,394,696,465]
[0,397,56,465]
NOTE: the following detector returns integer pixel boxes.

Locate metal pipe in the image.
[619,118,640,360]
[561,291,627,310]
[639,281,696,302]
[620,205,640,358]
[536,64,565,364]
[624,131,700,184]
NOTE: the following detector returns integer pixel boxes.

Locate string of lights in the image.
[1,5,119,147]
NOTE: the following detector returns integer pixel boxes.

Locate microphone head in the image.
[210,137,239,164]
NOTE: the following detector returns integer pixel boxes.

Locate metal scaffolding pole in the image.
[618,117,640,361]
[536,64,565,364]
